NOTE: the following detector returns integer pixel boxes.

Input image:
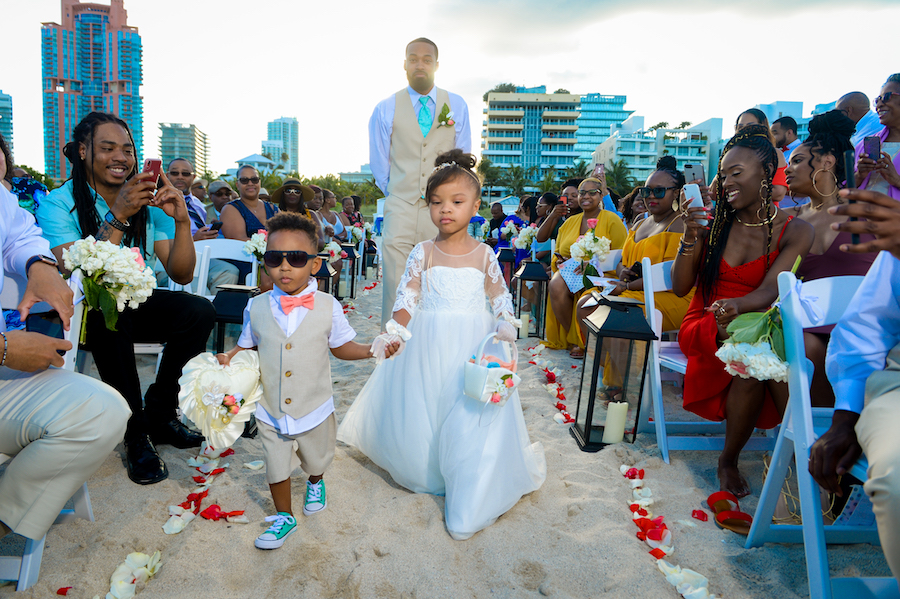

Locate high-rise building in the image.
[574,94,632,162]
[0,91,12,157]
[41,0,143,180]
[265,117,298,172]
[159,123,208,175]
[593,116,724,185]
[481,86,581,195]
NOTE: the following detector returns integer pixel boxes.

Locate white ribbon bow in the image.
[385,319,412,341]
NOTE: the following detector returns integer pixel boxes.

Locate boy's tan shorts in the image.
[258,414,336,484]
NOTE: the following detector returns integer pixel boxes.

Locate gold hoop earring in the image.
[811,169,839,198]
[757,201,769,222]
[758,181,770,202]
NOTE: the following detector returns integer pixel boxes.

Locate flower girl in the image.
[338,150,546,540]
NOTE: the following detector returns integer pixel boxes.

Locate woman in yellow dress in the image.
[575,156,695,341]
[545,177,627,356]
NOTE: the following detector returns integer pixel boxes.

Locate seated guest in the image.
[205,180,233,227]
[576,156,694,340]
[320,188,347,243]
[786,110,877,407]
[673,124,813,497]
[735,109,788,205]
[221,165,278,240]
[271,178,314,219]
[485,201,507,248]
[855,73,900,200]
[620,186,647,230]
[163,158,239,290]
[837,91,884,147]
[810,187,900,588]
[467,213,486,240]
[546,177,627,357]
[0,184,130,549]
[191,177,208,203]
[35,111,216,485]
[772,116,801,159]
[533,192,561,267]
[1,133,48,216]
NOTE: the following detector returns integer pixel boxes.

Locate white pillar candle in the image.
[338,280,348,297]
[602,401,629,444]
[518,313,531,339]
[366,266,375,279]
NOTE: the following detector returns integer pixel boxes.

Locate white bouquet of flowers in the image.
[62,235,157,331]
[474,221,489,242]
[363,221,374,239]
[569,231,611,263]
[243,229,267,261]
[349,224,365,244]
[323,240,347,263]
[500,221,519,242]
[514,223,540,250]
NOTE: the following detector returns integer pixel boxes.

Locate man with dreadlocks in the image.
[672,123,813,498]
[36,112,216,486]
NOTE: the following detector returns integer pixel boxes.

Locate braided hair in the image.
[798,110,856,192]
[62,112,147,257]
[654,155,686,189]
[699,123,778,304]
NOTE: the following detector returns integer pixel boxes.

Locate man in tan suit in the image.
[369,37,471,324]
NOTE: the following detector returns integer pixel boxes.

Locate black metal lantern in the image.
[314,254,337,295]
[497,247,516,291]
[339,244,359,299]
[571,293,657,452]
[512,259,549,339]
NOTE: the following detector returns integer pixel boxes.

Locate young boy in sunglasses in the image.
[217,212,399,550]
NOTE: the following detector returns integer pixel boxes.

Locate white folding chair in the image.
[0,272,94,591]
[745,271,897,599]
[193,239,258,299]
[637,257,774,464]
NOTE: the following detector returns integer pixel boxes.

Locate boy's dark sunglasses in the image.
[637,186,677,199]
[263,250,314,269]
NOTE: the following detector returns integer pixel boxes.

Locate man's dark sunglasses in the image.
[637,186,677,199]
[263,250,314,269]
[168,170,193,177]
[213,190,232,196]
[239,177,261,184]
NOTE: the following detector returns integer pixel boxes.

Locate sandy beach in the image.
[0,280,892,599]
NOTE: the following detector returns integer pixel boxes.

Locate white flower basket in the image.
[464,333,520,407]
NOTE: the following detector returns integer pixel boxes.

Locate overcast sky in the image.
[2,0,897,178]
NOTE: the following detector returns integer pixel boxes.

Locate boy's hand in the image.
[216,353,231,367]
[383,339,401,358]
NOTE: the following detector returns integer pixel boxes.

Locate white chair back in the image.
[596,248,623,273]
[193,239,258,297]
[744,272,895,599]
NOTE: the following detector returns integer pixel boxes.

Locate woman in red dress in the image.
[673,124,813,497]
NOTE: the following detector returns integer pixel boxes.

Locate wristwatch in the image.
[104,210,130,231]
[25,254,59,274]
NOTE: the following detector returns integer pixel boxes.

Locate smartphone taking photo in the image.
[683,163,705,185]
[864,136,881,161]
[142,158,162,186]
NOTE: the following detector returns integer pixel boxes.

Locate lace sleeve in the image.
[392,243,425,316]
[484,247,515,320]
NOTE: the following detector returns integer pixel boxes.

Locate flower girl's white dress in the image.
[337,241,546,540]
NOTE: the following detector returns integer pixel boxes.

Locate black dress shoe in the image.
[124,436,168,485]
[150,418,204,449]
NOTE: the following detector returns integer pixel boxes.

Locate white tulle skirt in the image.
[337,308,546,540]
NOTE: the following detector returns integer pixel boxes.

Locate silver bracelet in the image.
[0,331,7,367]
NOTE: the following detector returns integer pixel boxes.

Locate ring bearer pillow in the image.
[178,351,264,449]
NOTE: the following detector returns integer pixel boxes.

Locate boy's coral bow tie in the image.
[280,294,315,314]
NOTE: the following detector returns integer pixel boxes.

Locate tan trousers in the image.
[856,388,900,582]
[258,414,336,485]
[0,366,130,540]
[381,195,437,326]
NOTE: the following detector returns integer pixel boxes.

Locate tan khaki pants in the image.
[0,366,130,540]
[856,388,900,582]
[258,414,336,485]
[381,195,437,326]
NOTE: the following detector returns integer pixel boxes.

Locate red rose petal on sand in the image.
[571,365,577,369]
[624,468,639,479]
[192,476,207,484]
[634,518,653,532]
[220,448,235,457]
[563,413,575,424]
[638,469,645,480]
[635,531,646,541]
[692,509,709,522]
[528,361,536,365]
[629,504,640,513]
[209,467,226,476]
[649,548,667,559]
[646,526,667,542]
[555,402,566,411]
[57,587,73,596]
[637,508,648,517]
[224,510,245,518]
[200,504,225,521]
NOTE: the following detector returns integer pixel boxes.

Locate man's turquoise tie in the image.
[418,96,432,138]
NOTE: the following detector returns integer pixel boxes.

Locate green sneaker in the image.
[254,512,297,549]
[303,480,327,516]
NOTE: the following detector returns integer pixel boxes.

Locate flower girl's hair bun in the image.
[426,149,481,200]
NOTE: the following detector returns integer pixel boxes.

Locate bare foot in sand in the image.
[718,460,750,498]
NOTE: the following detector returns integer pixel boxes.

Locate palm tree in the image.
[648,122,669,132]
[604,159,637,198]
[676,121,692,130]
[499,165,535,199]
[280,152,290,169]
[536,167,558,194]
[477,157,502,200]
[564,159,591,181]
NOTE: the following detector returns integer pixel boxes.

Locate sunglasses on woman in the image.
[875,92,897,105]
[637,186,677,199]
[263,250,314,269]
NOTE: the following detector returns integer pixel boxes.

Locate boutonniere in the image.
[437,103,455,128]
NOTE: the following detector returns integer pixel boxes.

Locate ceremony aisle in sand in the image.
[0,281,893,599]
